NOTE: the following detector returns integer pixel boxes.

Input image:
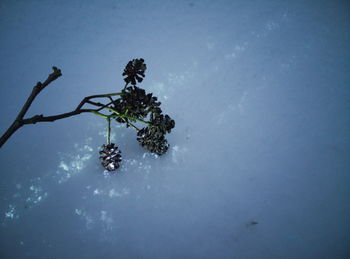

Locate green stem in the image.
[107,107,150,125]
[106,117,111,144]
[125,120,140,131]
[90,110,109,118]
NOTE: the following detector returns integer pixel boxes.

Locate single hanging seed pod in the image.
[99,143,122,171]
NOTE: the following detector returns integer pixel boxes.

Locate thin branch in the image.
[96,101,113,112]
[125,120,140,131]
[0,69,141,148]
[75,92,124,111]
[86,100,103,107]
[0,67,62,148]
[17,67,62,121]
[21,109,95,124]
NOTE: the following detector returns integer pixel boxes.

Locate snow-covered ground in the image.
[0,0,349,258]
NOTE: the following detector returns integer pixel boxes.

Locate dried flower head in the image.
[122,58,147,85]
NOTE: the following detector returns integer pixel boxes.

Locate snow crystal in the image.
[59,161,69,171]
[108,188,130,198]
[5,205,17,219]
[265,21,279,31]
[100,210,113,230]
[109,188,120,198]
[83,145,93,152]
[100,210,107,221]
[26,185,48,205]
[74,208,94,229]
[171,145,188,164]
[56,138,94,183]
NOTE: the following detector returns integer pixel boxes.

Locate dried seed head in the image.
[122,58,147,85]
[137,127,169,155]
[99,143,122,171]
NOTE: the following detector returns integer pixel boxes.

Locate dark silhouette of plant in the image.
[0,58,175,172]
[122,58,147,86]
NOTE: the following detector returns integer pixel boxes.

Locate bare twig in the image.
[0,67,121,147]
[75,92,124,111]
[0,67,62,148]
[17,67,62,121]
[0,68,140,148]
[21,109,95,124]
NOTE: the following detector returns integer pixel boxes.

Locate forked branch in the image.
[0,68,125,148]
[0,58,176,172]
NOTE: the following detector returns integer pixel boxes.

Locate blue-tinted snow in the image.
[0,0,350,258]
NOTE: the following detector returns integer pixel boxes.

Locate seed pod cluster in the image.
[136,113,175,155]
[137,126,169,155]
[99,58,175,171]
[113,85,161,122]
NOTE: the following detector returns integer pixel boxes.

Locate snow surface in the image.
[0,0,350,258]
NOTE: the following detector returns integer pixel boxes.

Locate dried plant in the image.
[0,58,175,171]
